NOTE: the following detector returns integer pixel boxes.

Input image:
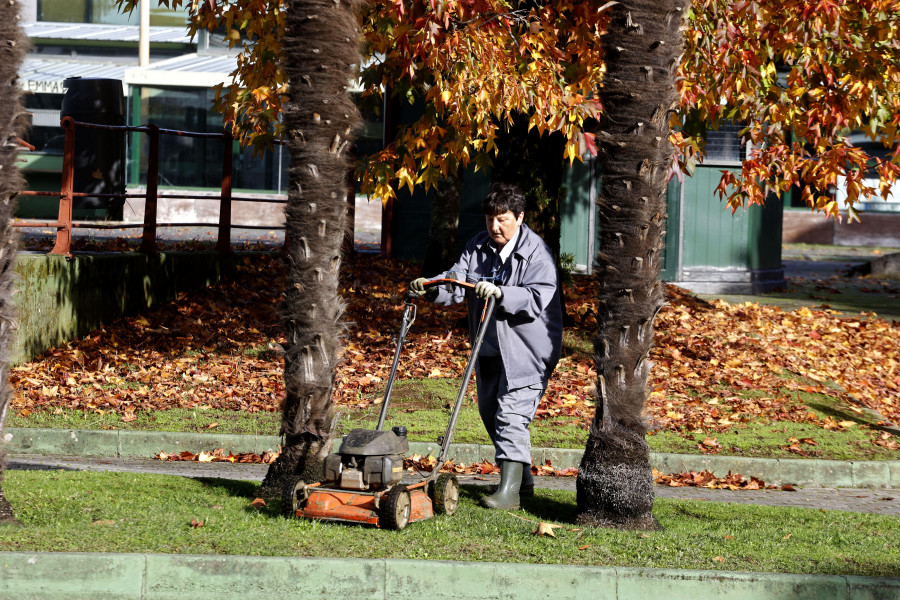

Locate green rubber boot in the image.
[480,461,523,510]
[521,467,534,497]
[489,465,534,496]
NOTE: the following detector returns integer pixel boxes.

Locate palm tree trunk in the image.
[260,0,362,497]
[575,0,687,529]
[0,2,26,524]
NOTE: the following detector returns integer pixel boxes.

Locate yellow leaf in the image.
[534,522,562,537]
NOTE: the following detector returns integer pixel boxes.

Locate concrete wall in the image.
[783,211,900,247]
[12,251,259,364]
[121,188,286,229]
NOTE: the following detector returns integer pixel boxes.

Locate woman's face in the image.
[485,210,524,249]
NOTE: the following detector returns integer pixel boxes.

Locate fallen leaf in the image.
[190,519,204,528]
[251,498,267,509]
[713,556,725,563]
[534,522,562,537]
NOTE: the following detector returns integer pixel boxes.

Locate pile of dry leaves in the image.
[9,251,899,454]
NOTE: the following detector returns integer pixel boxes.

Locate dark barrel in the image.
[60,77,126,220]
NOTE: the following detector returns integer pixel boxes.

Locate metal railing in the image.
[16,116,287,256]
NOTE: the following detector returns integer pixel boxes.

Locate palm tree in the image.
[0,1,26,523]
[575,0,687,529]
[260,0,362,497]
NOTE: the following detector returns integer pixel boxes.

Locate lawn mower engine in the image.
[323,426,409,490]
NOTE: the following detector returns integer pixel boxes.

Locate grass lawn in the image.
[1,470,897,577]
[9,375,899,462]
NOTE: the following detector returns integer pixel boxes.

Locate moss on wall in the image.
[11,251,257,363]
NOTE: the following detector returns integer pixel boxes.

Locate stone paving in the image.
[9,454,900,516]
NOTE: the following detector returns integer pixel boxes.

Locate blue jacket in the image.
[433,224,563,389]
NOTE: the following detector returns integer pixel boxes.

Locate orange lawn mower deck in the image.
[283,278,494,529]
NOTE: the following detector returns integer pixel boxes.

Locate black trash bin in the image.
[60,77,126,221]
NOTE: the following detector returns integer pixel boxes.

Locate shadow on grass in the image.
[194,477,291,519]
[521,493,578,524]
[735,277,900,321]
[460,484,580,524]
[805,399,899,434]
[195,477,260,499]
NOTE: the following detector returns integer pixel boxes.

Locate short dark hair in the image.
[482,182,526,217]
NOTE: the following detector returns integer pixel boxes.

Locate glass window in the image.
[135,86,290,193]
[135,87,385,194]
[22,93,65,153]
[705,122,745,163]
[38,0,187,26]
[38,0,88,22]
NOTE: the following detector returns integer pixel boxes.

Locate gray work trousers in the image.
[476,356,547,465]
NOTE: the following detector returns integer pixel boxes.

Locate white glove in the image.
[409,278,428,296]
[475,281,502,299]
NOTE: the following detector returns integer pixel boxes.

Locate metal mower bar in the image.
[375,277,495,482]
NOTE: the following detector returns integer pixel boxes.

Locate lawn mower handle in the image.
[403,277,477,301]
[433,293,496,478]
[376,278,495,461]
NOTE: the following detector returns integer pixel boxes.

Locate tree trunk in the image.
[575,0,687,530]
[260,0,362,498]
[0,2,26,524]
[421,175,462,275]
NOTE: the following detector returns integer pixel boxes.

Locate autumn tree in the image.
[131,0,899,523]
[0,2,27,523]
[258,0,363,494]
[119,0,362,492]
[571,0,687,529]
[679,0,900,218]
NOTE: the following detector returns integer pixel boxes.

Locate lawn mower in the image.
[282,277,495,529]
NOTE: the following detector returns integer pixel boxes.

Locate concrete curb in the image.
[4,427,900,488]
[1,552,897,600]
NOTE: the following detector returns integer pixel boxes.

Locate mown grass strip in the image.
[9,372,898,461]
[0,471,896,577]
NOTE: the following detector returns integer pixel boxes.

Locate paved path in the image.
[9,454,900,516]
